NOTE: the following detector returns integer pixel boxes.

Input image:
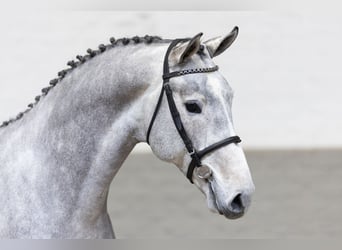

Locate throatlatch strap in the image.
[146,87,165,145]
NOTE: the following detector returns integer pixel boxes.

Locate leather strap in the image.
[187,136,241,182]
[146,39,186,144]
[146,86,165,145]
[163,65,219,81]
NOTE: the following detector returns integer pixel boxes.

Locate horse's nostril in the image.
[230,193,244,213]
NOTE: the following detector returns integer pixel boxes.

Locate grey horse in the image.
[0,28,254,238]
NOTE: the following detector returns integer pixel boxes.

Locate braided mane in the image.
[0,35,164,128]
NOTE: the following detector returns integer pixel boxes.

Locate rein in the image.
[146,39,241,184]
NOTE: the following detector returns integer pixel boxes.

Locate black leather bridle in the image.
[146,39,241,184]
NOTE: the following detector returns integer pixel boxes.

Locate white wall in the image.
[0,11,341,150]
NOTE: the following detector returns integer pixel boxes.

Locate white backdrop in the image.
[0,11,341,151]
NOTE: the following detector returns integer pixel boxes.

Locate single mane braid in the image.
[0,35,163,128]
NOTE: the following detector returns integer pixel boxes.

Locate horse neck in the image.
[2,42,167,190]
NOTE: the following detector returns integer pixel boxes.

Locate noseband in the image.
[146,39,241,184]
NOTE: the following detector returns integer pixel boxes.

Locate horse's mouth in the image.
[208,181,245,220]
[208,181,222,215]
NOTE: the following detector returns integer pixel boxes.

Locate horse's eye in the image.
[185,101,202,114]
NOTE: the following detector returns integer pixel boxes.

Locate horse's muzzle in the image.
[210,183,252,219]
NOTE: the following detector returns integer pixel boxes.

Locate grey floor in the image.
[108,150,342,238]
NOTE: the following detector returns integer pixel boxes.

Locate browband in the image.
[163,65,219,81]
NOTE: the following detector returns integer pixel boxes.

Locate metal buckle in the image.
[188,150,212,179]
[196,165,213,179]
[188,149,196,157]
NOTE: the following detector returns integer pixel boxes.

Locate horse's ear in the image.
[204,26,239,58]
[170,33,203,64]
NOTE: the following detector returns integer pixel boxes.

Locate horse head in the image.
[147,27,255,219]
